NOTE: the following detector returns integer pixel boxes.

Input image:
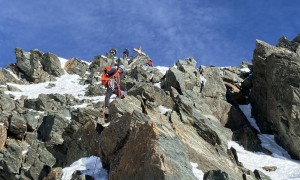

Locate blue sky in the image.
[0,0,299,68]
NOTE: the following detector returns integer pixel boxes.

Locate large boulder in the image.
[0,94,16,112]
[22,142,56,179]
[37,113,71,145]
[127,83,175,109]
[0,139,23,175]
[8,112,27,139]
[41,52,65,77]
[64,58,88,76]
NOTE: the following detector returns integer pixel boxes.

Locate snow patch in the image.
[154,82,161,88]
[240,67,251,73]
[5,73,89,100]
[190,162,204,179]
[59,57,69,69]
[158,105,172,114]
[239,104,260,133]
[228,141,300,180]
[4,68,20,80]
[62,156,108,180]
[156,66,169,75]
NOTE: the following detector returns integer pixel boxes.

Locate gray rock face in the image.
[14,48,66,83]
[251,38,300,159]
[41,52,65,77]
[100,111,197,180]
[0,139,23,174]
[203,170,235,180]
[22,142,56,180]
[0,94,16,112]
[66,121,102,166]
[176,57,197,72]
[130,66,153,82]
[128,83,174,109]
[0,124,7,150]
[15,48,32,78]
[38,113,70,145]
[85,84,106,96]
[64,58,88,76]
[15,48,51,83]
[9,112,27,139]
[162,61,227,100]
[0,68,24,85]
[251,40,281,133]
[277,34,300,56]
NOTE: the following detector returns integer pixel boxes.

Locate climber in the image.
[109,48,117,56]
[102,65,126,108]
[199,69,207,93]
[123,48,129,59]
[145,59,153,67]
[106,48,117,59]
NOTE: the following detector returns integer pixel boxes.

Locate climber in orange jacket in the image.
[102,65,126,107]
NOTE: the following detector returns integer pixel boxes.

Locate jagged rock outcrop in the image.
[100,111,197,180]
[251,38,300,159]
[277,34,300,56]
[14,48,64,83]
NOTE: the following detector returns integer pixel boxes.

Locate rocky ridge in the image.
[0,35,299,180]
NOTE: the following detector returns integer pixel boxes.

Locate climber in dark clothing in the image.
[106,48,117,59]
[123,48,129,59]
[104,65,126,107]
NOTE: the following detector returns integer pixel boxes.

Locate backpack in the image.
[101,66,121,88]
[101,66,111,86]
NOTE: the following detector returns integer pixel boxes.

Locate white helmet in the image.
[118,65,125,70]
